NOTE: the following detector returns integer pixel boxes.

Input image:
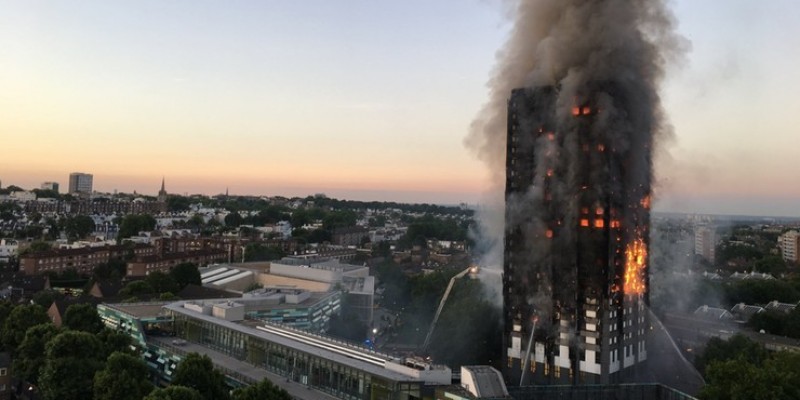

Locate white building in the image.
[779,230,800,263]
[0,239,19,262]
[694,225,716,263]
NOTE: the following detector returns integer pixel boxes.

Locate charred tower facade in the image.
[503,83,651,385]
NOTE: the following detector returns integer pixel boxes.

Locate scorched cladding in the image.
[503,84,651,385]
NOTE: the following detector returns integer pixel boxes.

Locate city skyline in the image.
[2,1,799,216]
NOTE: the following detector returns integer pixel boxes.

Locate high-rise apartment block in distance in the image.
[504,86,650,386]
[779,230,800,264]
[41,182,60,192]
[68,172,93,195]
[694,226,716,264]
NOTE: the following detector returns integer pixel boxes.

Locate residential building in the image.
[332,226,369,246]
[694,226,716,264]
[126,249,227,276]
[0,239,18,263]
[68,172,93,194]
[20,244,155,275]
[503,86,650,385]
[779,230,800,263]
[0,352,9,400]
[40,181,59,192]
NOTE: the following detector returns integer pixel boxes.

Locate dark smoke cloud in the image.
[466,0,688,295]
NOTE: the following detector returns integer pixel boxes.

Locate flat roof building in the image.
[68,172,93,195]
[99,300,451,400]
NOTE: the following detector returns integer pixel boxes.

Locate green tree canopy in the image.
[243,243,286,262]
[94,351,154,400]
[19,240,52,256]
[144,386,204,400]
[119,280,155,297]
[1,304,50,353]
[31,289,64,308]
[700,351,800,400]
[61,215,95,240]
[92,258,127,280]
[231,378,291,400]
[39,330,105,400]
[117,214,157,241]
[694,334,769,375]
[63,303,104,334]
[167,195,192,212]
[171,353,230,400]
[224,212,244,228]
[13,323,60,385]
[170,262,202,289]
[97,328,135,359]
[146,271,180,294]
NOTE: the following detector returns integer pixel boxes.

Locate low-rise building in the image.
[332,226,369,246]
[0,239,18,262]
[20,244,155,275]
[126,249,227,276]
[98,300,452,400]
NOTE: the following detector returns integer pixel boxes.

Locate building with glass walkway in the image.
[98,300,451,400]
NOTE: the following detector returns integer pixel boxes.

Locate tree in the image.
[1,304,50,352]
[92,258,127,280]
[13,323,59,385]
[119,280,155,297]
[19,240,52,256]
[94,351,154,400]
[63,303,104,334]
[700,351,800,400]
[39,331,104,400]
[171,353,230,400]
[306,228,332,244]
[32,289,64,308]
[167,195,192,212]
[694,334,769,375]
[224,212,244,228]
[61,215,95,240]
[243,243,286,262]
[231,378,291,400]
[117,214,157,241]
[146,271,180,294]
[97,328,135,359]
[170,262,202,289]
[145,386,204,400]
[32,189,60,199]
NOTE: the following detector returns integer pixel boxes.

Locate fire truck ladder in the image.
[422,266,476,351]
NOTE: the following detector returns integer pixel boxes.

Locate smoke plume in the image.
[467,0,687,295]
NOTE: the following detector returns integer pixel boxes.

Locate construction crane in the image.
[421,265,480,351]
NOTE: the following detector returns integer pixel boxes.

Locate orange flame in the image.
[640,195,651,210]
[624,239,647,295]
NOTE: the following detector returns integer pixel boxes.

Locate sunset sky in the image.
[1,1,799,216]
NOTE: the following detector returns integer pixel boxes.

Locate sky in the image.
[1,1,799,216]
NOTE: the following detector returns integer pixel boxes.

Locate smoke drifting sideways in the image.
[466,0,688,303]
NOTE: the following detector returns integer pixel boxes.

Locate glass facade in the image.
[246,294,340,332]
[169,310,423,400]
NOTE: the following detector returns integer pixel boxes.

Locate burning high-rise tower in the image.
[462,0,681,387]
[503,82,652,385]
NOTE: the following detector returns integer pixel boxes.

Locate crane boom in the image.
[422,266,476,351]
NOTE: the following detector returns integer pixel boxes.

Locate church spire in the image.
[158,177,168,204]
